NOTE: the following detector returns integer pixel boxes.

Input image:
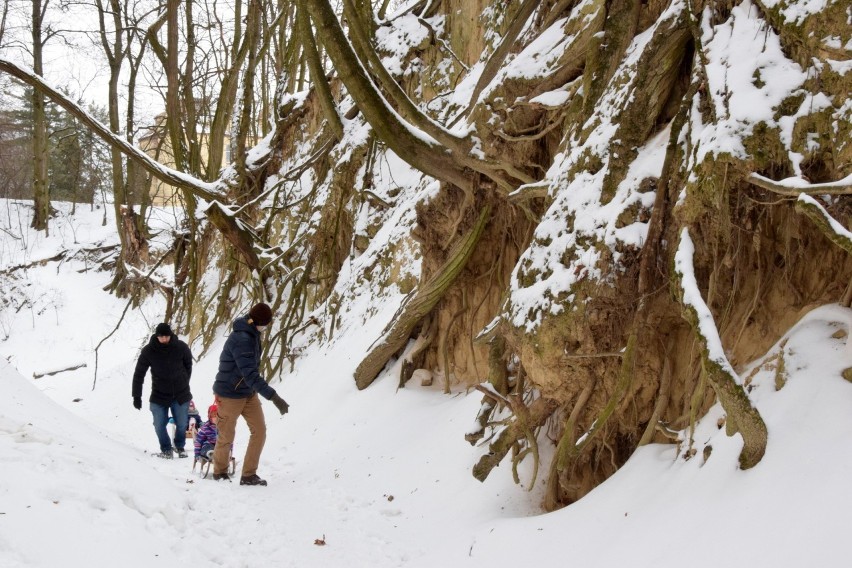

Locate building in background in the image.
[138,110,237,207]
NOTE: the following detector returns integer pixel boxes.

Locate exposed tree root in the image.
[472,395,558,482]
[674,229,767,469]
[511,392,542,490]
[793,195,852,255]
[638,343,673,446]
[440,291,468,393]
[469,383,512,445]
[354,203,492,389]
[544,375,596,511]
[465,332,511,445]
[553,331,637,488]
[399,315,437,387]
[204,203,263,274]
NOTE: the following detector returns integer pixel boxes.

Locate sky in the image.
[2,198,852,568]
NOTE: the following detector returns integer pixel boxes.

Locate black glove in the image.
[271,393,289,415]
[133,396,142,410]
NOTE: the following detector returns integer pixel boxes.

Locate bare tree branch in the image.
[747,172,852,195]
[301,0,475,193]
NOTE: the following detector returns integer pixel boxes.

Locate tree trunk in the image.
[297,4,343,141]
[165,0,186,174]
[30,0,50,233]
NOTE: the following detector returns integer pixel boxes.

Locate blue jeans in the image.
[150,400,189,452]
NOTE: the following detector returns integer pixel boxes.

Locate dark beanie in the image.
[155,323,172,336]
[248,303,273,326]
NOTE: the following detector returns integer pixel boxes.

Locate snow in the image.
[508,119,670,331]
[778,92,833,174]
[760,0,832,24]
[826,58,852,75]
[4,192,852,568]
[751,172,852,190]
[691,0,808,164]
[506,0,840,332]
[375,14,432,76]
[476,0,601,105]
[504,0,689,332]
[529,88,572,107]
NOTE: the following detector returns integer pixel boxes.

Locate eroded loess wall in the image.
[243,0,852,509]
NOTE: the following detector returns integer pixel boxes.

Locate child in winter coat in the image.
[194,404,220,461]
[187,400,203,431]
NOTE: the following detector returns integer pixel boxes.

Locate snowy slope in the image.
[2,199,852,567]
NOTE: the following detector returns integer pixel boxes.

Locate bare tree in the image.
[30,0,53,232]
[93,0,155,294]
[0,1,9,45]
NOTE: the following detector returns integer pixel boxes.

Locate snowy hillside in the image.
[2,199,852,567]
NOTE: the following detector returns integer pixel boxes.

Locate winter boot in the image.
[240,474,267,486]
[212,473,231,481]
[177,449,188,458]
[157,449,173,459]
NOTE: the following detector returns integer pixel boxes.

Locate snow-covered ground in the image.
[2,200,852,567]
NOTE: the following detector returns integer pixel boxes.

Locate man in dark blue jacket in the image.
[132,323,194,458]
[211,302,289,485]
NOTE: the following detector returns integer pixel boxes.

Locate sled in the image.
[192,451,236,478]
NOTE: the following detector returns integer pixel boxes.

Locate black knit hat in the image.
[155,323,172,337]
[248,303,273,326]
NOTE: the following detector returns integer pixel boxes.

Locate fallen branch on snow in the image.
[33,362,87,379]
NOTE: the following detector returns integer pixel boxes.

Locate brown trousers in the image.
[213,393,266,477]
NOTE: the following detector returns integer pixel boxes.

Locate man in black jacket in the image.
[132,323,194,458]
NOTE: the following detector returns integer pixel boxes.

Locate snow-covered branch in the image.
[747,173,852,195]
[0,58,282,273]
[0,58,224,203]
